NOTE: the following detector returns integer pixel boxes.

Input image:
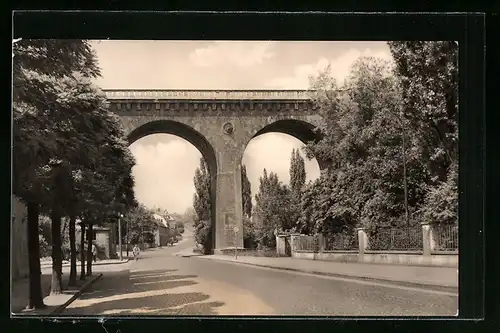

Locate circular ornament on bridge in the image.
[233,226,239,233]
[223,122,234,135]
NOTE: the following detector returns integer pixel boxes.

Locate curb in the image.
[50,273,103,314]
[41,259,130,269]
[195,257,459,294]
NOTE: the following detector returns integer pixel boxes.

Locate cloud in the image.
[189,41,276,68]
[242,133,321,202]
[129,133,321,212]
[129,136,201,213]
[265,48,394,89]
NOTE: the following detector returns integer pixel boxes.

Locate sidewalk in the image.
[11,273,102,315]
[40,258,129,269]
[197,255,458,290]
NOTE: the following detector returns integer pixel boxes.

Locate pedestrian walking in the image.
[133,244,140,261]
[92,242,97,263]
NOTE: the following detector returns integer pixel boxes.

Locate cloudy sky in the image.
[91,40,393,213]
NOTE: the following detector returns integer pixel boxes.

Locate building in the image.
[152,213,172,247]
[75,222,115,260]
[11,196,29,281]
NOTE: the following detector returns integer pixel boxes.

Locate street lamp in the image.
[118,213,124,261]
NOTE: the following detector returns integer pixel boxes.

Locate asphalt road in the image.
[63,230,458,316]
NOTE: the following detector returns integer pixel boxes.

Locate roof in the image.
[152,214,169,228]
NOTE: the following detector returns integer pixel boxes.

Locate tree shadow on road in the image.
[62,269,225,316]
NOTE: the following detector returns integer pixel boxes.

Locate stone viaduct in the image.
[104,89,327,253]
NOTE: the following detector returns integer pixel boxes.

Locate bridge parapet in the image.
[104,89,314,101]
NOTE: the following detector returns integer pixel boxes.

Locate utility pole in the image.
[118,213,123,261]
[400,110,410,228]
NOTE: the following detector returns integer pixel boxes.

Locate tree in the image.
[289,149,306,195]
[304,56,431,233]
[288,148,306,228]
[122,205,157,248]
[388,41,458,225]
[13,39,100,307]
[253,169,293,248]
[241,164,252,218]
[192,158,212,254]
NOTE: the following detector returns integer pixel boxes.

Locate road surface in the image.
[63,229,458,316]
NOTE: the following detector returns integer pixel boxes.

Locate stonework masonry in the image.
[105,90,325,251]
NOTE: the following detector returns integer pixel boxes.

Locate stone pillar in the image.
[421,222,431,256]
[214,138,244,251]
[357,228,369,255]
[421,222,437,256]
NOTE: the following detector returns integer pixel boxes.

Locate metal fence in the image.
[324,231,359,251]
[294,235,317,252]
[367,227,423,251]
[433,224,458,251]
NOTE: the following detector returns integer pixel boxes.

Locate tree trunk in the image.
[86,223,93,276]
[50,209,63,295]
[26,202,45,309]
[68,214,77,286]
[79,222,86,280]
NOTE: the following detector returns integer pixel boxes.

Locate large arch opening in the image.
[127,120,217,252]
[240,119,323,249]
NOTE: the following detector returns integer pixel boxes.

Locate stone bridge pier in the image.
[105,89,326,252]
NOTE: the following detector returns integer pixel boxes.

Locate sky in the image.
[91,40,394,213]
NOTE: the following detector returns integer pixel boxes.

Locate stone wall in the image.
[11,196,29,281]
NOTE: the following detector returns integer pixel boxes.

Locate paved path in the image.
[199,255,458,289]
[62,234,458,316]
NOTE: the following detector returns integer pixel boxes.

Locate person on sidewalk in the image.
[92,243,97,263]
[133,244,140,261]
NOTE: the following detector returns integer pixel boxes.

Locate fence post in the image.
[319,234,325,254]
[421,222,432,256]
[357,228,368,255]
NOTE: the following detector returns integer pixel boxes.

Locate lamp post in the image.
[399,110,410,228]
[118,213,124,261]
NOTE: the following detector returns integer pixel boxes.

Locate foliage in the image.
[288,148,306,229]
[243,215,258,249]
[303,55,435,231]
[192,158,212,253]
[253,169,293,248]
[241,164,253,218]
[388,41,458,225]
[175,221,185,234]
[122,205,158,245]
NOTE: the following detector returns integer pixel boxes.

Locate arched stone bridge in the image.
[104,89,326,252]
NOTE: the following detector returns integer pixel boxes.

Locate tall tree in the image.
[253,170,292,248]
[388,41,458,225]
[241,164,252,218]
[304,56,430,231]
[289,149,306,195]
[192,158,212,253]
[12,39,100,307]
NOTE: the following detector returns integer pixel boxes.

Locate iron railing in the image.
[433,224,458,251]
[324,231,359,251]
[294,235,317,252]
[367,227,423,251]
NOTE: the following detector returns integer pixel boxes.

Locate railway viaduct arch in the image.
[105,89,327,252]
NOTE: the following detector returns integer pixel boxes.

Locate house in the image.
[75,221,115,260]
[152,213,171,247]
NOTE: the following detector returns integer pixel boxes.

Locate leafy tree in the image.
[388,41,458,225]
[241,164,252,218]
[289,149,306,194]
[288,148,306,228]
[122,205,157,247]
[13,39,100,307]
[253,169,293,248]
[192,158,212,254]
[175,221,185,234]
[304,56,431,233]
